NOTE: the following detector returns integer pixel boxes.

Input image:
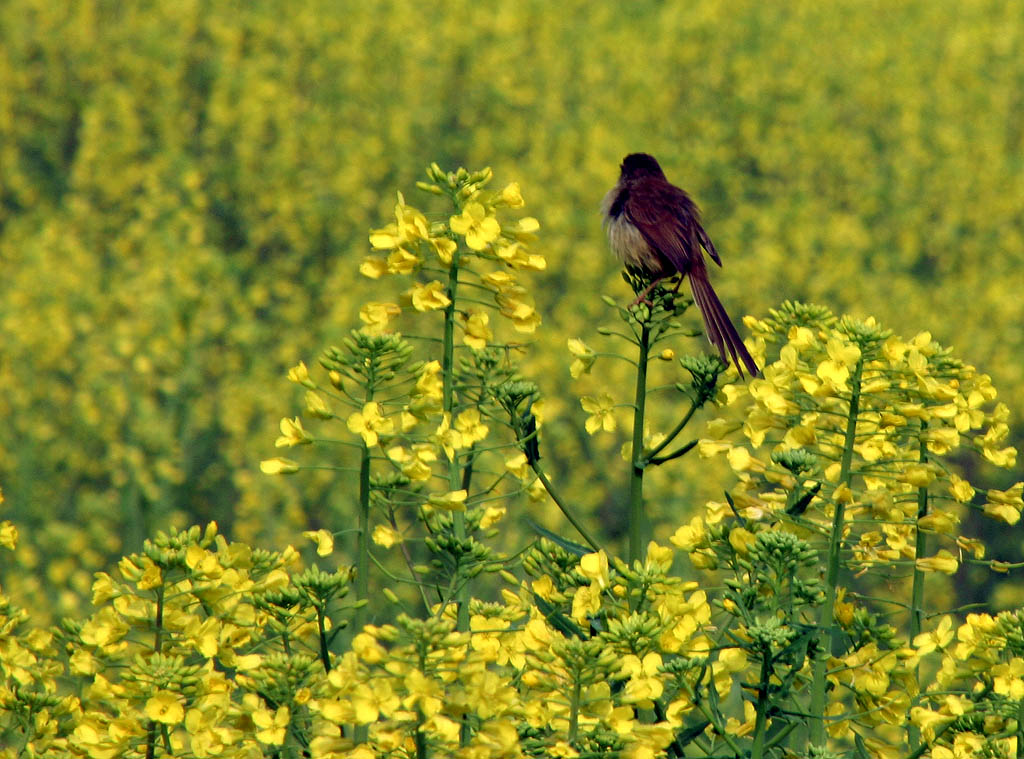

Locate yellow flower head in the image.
[409,280,451,312]
[462,309,492,350]
[302,529,335,556]
[359,301,402,334]
[450,202,500,250]
[347,402,395,447]
[455,409,489,446]
[260,457,299,475]
[275,416,313,448]
[568,338,596,378]
[580,393,616,435]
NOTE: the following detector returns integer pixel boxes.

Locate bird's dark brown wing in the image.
[624,179,721,273]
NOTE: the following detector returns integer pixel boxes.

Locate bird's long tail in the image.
[688,268,760,378]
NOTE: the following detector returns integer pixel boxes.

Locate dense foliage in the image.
[1,162,1022,758]
[1,2,1022,736]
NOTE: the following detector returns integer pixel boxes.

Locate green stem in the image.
[568,676,581,744]
[317,606,332,674]
[643,403,696,463]
[628,324,651,564]
[908,421,929,751]
[354,438,371,746]
[356,441,370,633]
[415,709,428,759]
[1017,697,1024,759]
[530,463,601,551]
[809,356,863,747]
[750,650,773,759]
[146,585,166,759]
[442,252,469,634]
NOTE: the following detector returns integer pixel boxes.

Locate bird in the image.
[601,153,759,378]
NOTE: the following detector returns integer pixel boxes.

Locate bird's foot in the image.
[630,278,664,306]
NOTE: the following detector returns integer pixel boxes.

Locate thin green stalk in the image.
[910,422,929,639]
[908,421,929,751]
[355,441,370,633]
[530,463,600,551]
[146,585,166,759]
[750,651,773,759]
[354,440,371,746]
[809,357,863,747]
[568,676,581,745]
[643,402,696,463]
[317,606,332,674]
[1017,697,1024,759]
[415,710,428,759]
[441,252,469,633]
[442,249,471,749]
[628,324,651,564]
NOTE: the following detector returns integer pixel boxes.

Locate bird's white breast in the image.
[601,187,661,272]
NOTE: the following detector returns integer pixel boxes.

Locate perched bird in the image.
[601,153,759,378]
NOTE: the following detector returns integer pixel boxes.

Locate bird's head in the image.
[620,153,666,180]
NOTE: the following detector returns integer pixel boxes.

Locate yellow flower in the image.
[455,409,489,445]
[505,452,529,479]
[816,358,850,389]
[305,390,332,419]
[0,520,16,550]
[495,241,546,270]
[567,338,595,378]
[481,270,518,292]
[909,707,953,742]
[302,529,334,556]
[287,361,315,388]
[145,691,185,725]
[498,182,524,207]
[670,517,706,551]
[983,444,1017,468]
[372,524,401,548]
[260,457,299,475]
[424,489,468,512]
[728,527,756,556]
[433,413,463,460]
[916,550,959,574]
[496,289,541,333]
[370,192,430,249]
[899,463,935,487]
[581,393,616,434]
[450,202,500,250]
[621,652,664,703]
[480,505,506,528]
[386,247,422,274]
[913,615,954,655]
[826,336,861,366]
[387,443,437,481]
[409,280,451,311]
[347,402,394,447]
[571,583,602,622]
[360,256,388,279]
[462,309,492,349]
[949,475,975,503]
[403,669,443,717]
[252,703,290,745]
[359,301,402,334]
[579,551,610,589]
[429,235,457,263]
[509,216,540,242]
[275,416,313,448]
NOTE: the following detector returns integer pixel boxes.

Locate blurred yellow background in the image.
[1,0,1021,616]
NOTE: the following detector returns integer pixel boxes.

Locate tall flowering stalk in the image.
[262,165,547,642]
[567,277,740,563]
[676,301,1022,757]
